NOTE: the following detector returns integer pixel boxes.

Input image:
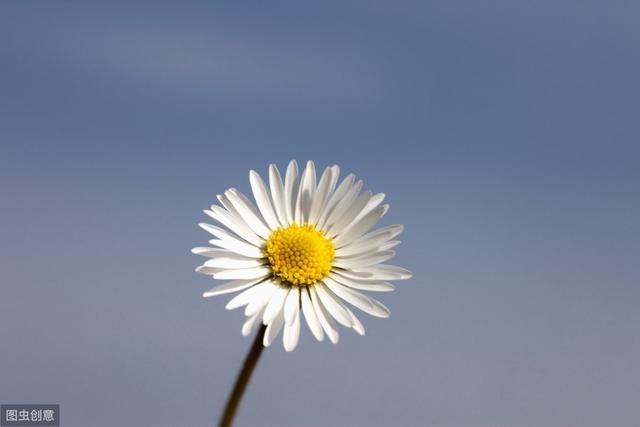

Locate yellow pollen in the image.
[265,223,335,286]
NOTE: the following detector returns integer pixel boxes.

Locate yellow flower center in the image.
[265,223,335,286]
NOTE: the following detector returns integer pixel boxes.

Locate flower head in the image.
[193,160,412,351]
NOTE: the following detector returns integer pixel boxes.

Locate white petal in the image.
[332,268,375,280]
[208,238,263,258]
[301,287,324,341]
[242,307,265,336]
[225,280,270,310]
[309,286,339,344]
[324,278,390,318]
[324,277,373,313]
[334,204,389,248]
[321,180,363,233]
[203,278,263,298]
[359,224,404,242]
[332,250,396,269]
[205,206,264,247]
[308,166,333,226]
[283,160,299,225]
[368,298,391,318]
[219,190,263,222]
[315,283,353,327]
[191,246,234,258]
[201,223,265,257]
[263,285,289,325]
[225,189,271,239]
[317,173,355,230]
[283,286,300,325]
[210,199,265,247]
[353,264,413,280]
[195,265,223,275]
[283,311,301,352]
[328,165,340,193]
[326,189,371,237]
[216,192,269,245]
[334,230,395,257]
[295,160,316,224]
[378,240,401,251]
[268,164,288,226]
[329,272,395,292]
[213,267,271,280]
[352,192,385,224]
[263,309,285,347]
[198,223,233,240]
[216,192,235,212]
[250,170,280,231]
[204,256,264,269]
[245,281,277,316]
[346,306,365,336]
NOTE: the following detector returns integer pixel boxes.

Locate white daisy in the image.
[193,160,412,351]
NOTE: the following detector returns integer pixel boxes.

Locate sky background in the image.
[1,1,639,426]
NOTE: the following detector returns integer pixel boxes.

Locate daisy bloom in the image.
[193,160,412,352]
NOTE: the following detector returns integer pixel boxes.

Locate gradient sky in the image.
[1,2,639,426]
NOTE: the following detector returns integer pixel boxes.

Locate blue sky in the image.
[1,2,639,426]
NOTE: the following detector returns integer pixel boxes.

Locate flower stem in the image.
[218,324,267,427]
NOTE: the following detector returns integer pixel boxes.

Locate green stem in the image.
[218,324,267,427]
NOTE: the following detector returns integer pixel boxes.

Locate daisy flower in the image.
[193,160,412,352]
